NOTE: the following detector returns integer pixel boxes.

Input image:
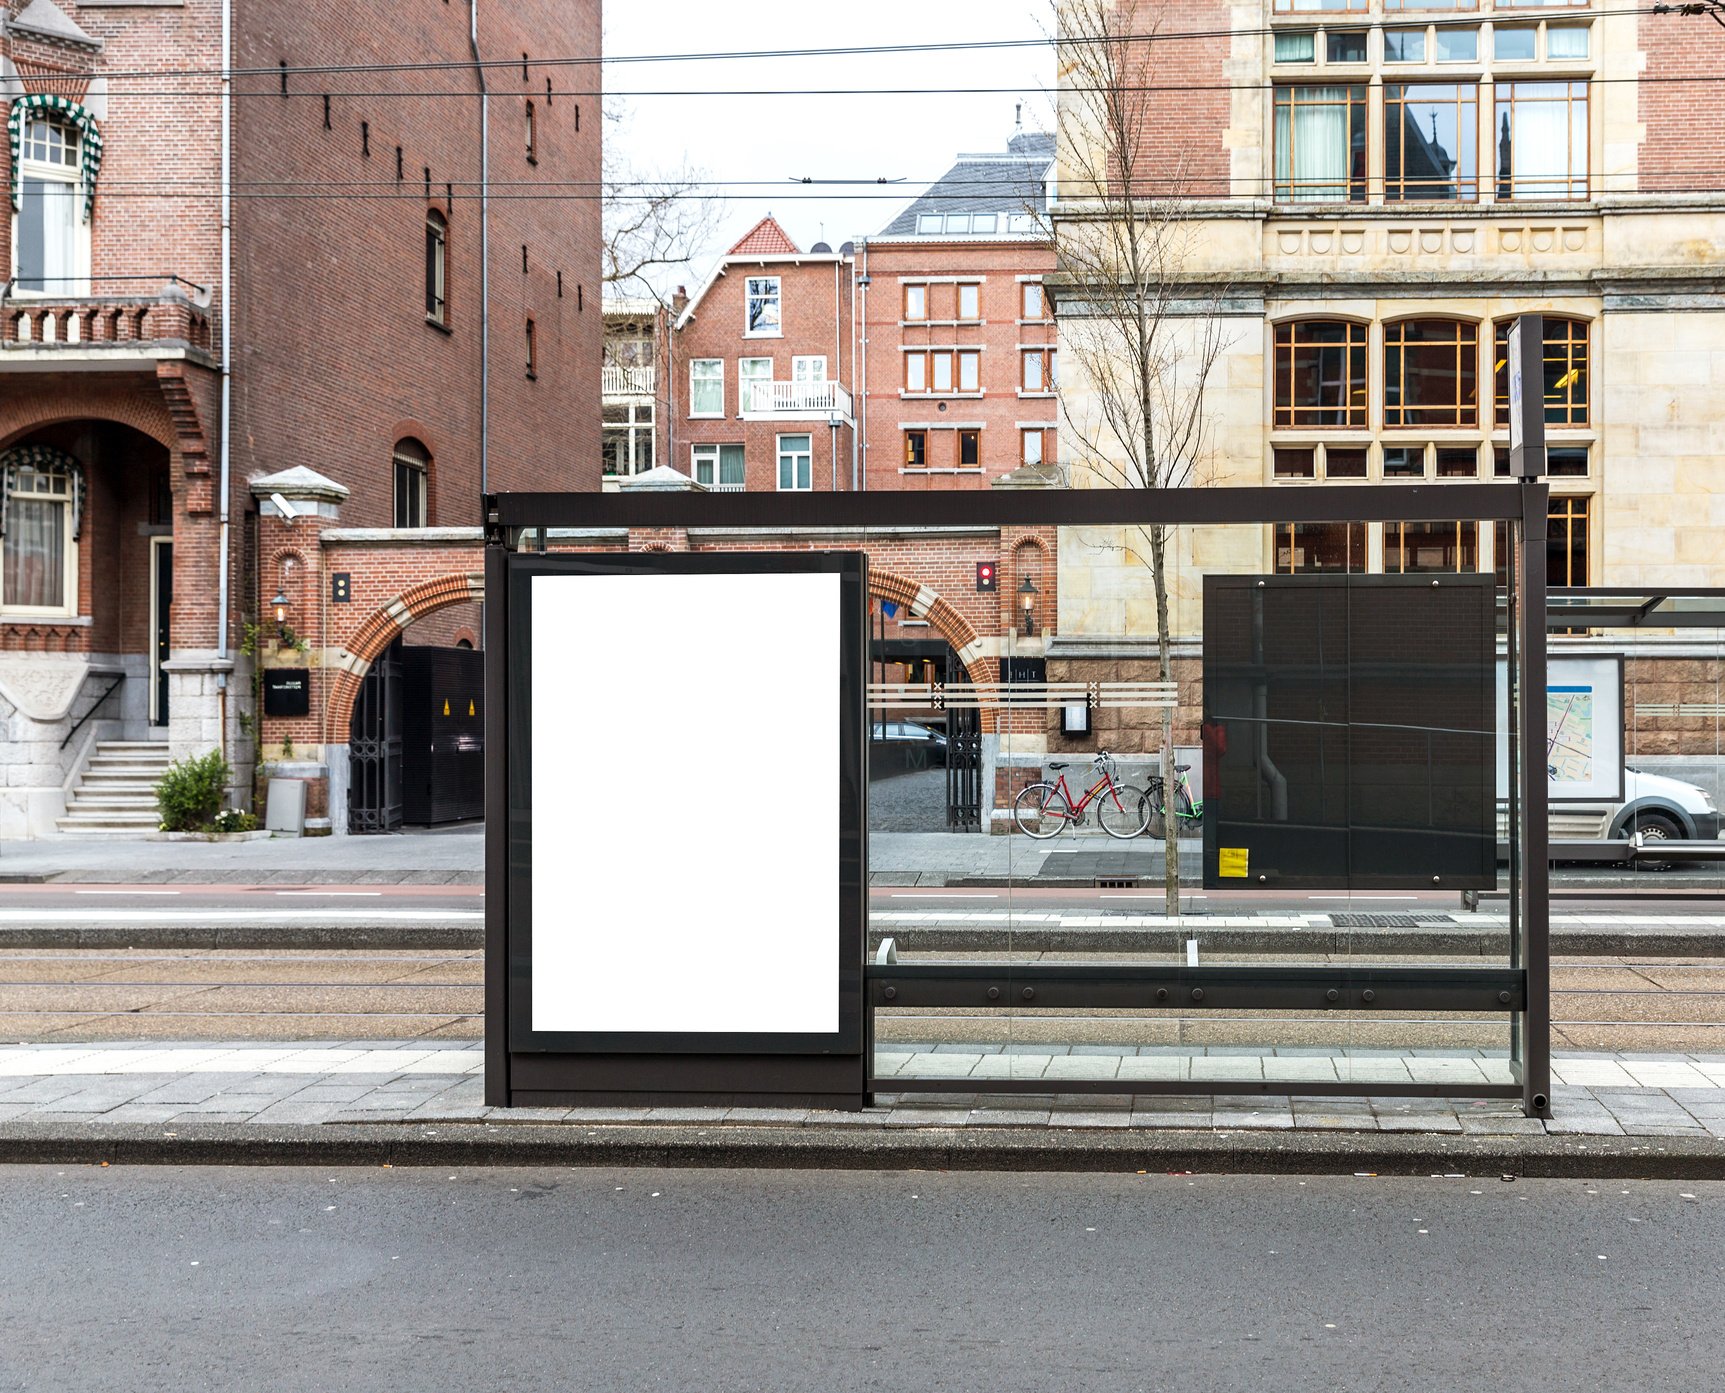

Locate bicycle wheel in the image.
[1013,783,1070,839]
[1143,779,1168,841]
[1098,783,1151,839]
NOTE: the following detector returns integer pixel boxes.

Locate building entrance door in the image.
[349,638,404,832]
[149,538,172,726]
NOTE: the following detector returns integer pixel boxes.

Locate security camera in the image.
[270,492,301,523]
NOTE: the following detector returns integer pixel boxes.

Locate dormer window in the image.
[916,213,942,233]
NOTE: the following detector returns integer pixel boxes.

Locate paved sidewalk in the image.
[4,1041,1723,1138]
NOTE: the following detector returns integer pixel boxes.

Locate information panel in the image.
[1202,574,1497,891]
[1495,655,1625,803]
[502,551,867,1062]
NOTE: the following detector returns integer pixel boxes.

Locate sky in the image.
[601,1,1054,291]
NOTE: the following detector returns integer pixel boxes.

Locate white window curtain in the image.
[690,360,723,416]
[1502,90,1581,198]
[739,357,771,413]
[1276,88,1351,200]
[2,486,66,609]
[718,444,745,488]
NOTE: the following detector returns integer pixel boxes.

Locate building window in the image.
[1326,30,1367,62]
[745,276,782,336]
[1273,0,1367,10]
[425,209,448,324]
[1384,445,1426,478]
[957,349,980,393]
[1436,445,1478,477]
[1272,85,1367,202]
[1495,81,1588,200]
[1384,319,1478,428]
[1385,0,1474,9]
[525,100,537,163]
[1276,522,1366,574]
[14,115,86,294]
[1492,26,1537,61]
[525,318,537,378]
[1547,495,1589,585]
[603,402,655,478]
[1021,428,1045,466]
[1384,28,1426,62]
[1021,282,1044,319]
[1,459,76,612]
[1493,317,1587,426]
[930,351,954,393]
[1546,25,1590,59]
[1385,521,1477,573]
[905,430,927,468]
[1384,83,1477,200]
[739,356,772,414]
[958,429,981,467]
[393,439,429,528]
[904,284,927,320]
[916,213,942,234]
[777,434,812,491]
[1274,32,1316,63]
[690,358,723,417]
[958,283,980,320]
[905,352,927,392]
[1274,447,1316,479]
[1021,348,1056,392]
[1435,28,1478,62]
[1548,446,1589,477]
[792,355,827,384]
[692,443,745,491]
[1273,320,1367,427]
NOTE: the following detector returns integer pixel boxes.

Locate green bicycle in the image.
[1145,761,1203,841]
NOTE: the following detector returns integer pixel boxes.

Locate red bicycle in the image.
[1012,751,1150,840]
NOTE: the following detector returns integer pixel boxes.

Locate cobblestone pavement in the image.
[3,1041,1723,1138]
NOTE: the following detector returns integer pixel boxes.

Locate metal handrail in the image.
[59,673,124,750]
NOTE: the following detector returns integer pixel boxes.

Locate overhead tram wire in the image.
[57,4,1681,84]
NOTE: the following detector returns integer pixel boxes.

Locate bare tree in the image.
[602,103,722,299]
[1046,0,1233,915]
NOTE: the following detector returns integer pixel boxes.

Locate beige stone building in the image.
[1047,0,1725,792]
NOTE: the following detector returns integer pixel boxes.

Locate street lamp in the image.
[1018,575,1039,637]
[271,588,290,641]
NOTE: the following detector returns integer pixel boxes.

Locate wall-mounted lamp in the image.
[1018,575,1039,637]
[272,588,291,640]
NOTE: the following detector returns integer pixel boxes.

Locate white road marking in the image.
[274,891,385,897]
[1306,895,1419,901]
[0,909,482,923]
[73,890,181,896]
[888,893,999,899]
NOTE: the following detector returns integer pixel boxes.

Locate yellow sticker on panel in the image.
[1218,847,1249,879]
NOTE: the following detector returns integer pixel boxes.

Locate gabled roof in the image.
[878,130,1055,239]
[8,0,101,49]
[727,216,800,257]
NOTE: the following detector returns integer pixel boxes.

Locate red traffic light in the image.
[976,561,997,592]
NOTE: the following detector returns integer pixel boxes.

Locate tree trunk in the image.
[1149,524,1179,917]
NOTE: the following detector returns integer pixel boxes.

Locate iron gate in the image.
[349,637,403,832]
[944,646,980,830]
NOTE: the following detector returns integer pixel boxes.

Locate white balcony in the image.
[602,363,656,397]
[742,379,853,424]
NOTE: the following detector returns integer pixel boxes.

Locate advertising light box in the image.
[502,552,867,1061]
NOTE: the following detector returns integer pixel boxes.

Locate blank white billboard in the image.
[530,571,841,1035]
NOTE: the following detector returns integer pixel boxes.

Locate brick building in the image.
[0,0,600,837]
[1048,0,1725,797]
[669,217,857,493]
[854,130,1058,490]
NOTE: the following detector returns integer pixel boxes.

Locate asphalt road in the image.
[0,1166,1719,1393]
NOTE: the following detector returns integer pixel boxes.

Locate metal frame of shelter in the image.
[484,481,1553,1119]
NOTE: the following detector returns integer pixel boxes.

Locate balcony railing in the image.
[602,363,656,396]
[1,277,213,354]
[742,379,853,421]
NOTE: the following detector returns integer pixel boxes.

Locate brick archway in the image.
[868,565,1003,733]
[324,571,484,742]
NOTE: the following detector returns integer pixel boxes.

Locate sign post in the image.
[1507,313,1546,479]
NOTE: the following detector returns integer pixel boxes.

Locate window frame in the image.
[904,351,928,393]
[957,348,981,393]
[1493,316,1588,427]
[904,429,928,468]
[776,432,813,492]
[1273,319,1369,428]
[1272,84,1368,203]
[0,461,78,616]
[691,443,746,491]
[425,208,449,326]
[957,428,981,468]
[525,99,538,164]
[689,358,724,418]
[957,283,981,321]
[904,283,928,321]
[393,441,430,529]
[1275,521,1368,575]
[744,275,783,337]
[1020,347,1056,394]
[524,317,537,380]
[1383,520,1479,574]
[1021,282,1045,319]
[1494,80,1589,201]
[1021,427,1046,467]
[12,114,89,296]
[738,355,773,415]
[1383,318,1479,429]
[1383,81,1479,201]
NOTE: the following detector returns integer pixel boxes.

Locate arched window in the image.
[424,209,448,325]
[1384,319,1478,428]
[1494,316,1588,427]
[393,438,430,528]
[1,448,82,614]
[15,115,87,294]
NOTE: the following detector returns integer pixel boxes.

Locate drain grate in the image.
[1330,913,1424,929]
[1094,876,1140,889]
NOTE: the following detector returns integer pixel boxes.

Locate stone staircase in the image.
[56,740,172,836]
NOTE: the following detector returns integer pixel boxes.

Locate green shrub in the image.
[156,749,232,832]
[210,809,258,834]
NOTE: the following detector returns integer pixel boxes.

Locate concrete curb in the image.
[5,922,1723,956]
[5,1120,1725,1177]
